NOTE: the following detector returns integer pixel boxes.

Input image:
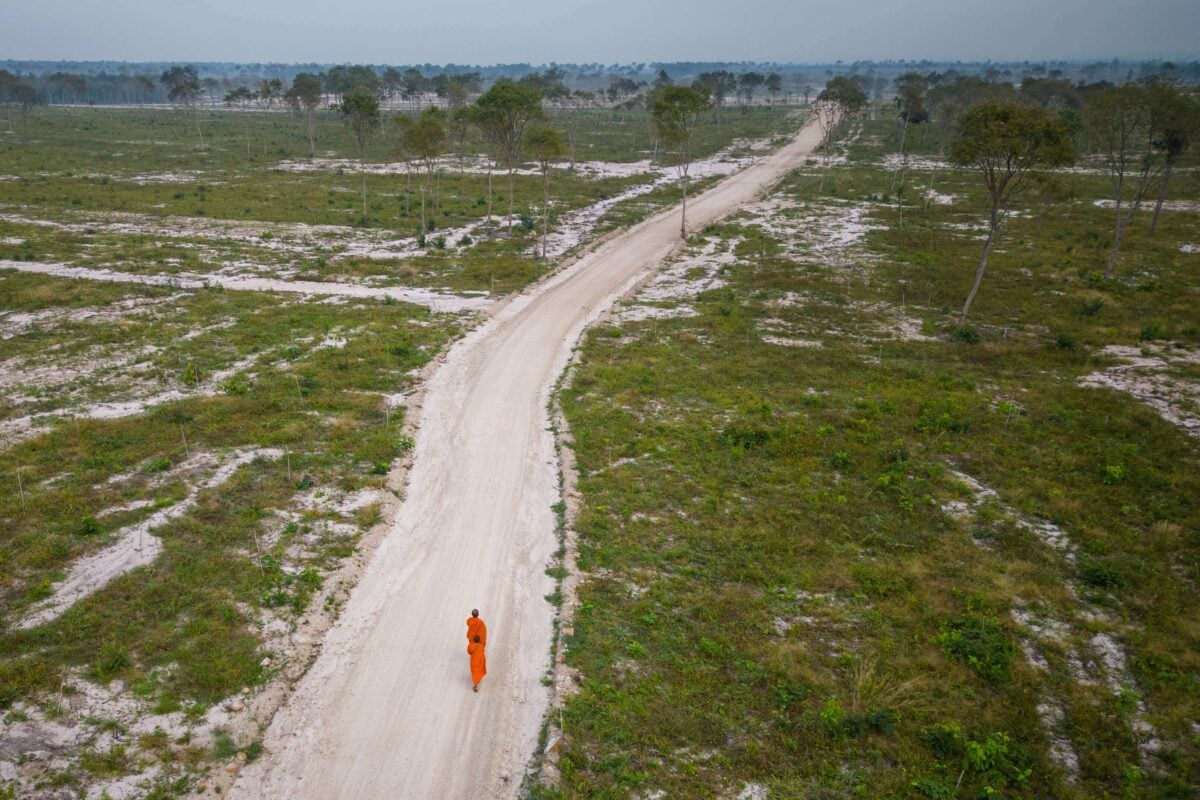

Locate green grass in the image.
[0,102,810,797]
[543,114,1200,799]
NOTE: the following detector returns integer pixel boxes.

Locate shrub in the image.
[1102,464,1127,485]
[935,615,1014,683]
[950,324,980,344]
[1140,321,1164,341]
[1079,557,1125,589]
[181,362,204,385]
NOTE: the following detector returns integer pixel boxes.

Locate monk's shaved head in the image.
[471,609,479,617]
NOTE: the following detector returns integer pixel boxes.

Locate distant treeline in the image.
[1,59,1198,107]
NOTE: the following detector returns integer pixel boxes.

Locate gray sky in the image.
[2,0,1197,64]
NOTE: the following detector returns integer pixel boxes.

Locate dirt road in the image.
[231,117,824,800]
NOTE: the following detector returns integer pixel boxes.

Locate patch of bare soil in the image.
[1079,344,1200,437]
[17,448,283,630]
[943,467,1163,773]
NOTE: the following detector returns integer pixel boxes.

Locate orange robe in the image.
[468,640,487,686]
[466,616,487,648]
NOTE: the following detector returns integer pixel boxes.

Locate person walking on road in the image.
[467,609,488,692]
[466,609,487,648]
[468,634,487,692]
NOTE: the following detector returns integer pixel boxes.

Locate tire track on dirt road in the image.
[231,117,824,800]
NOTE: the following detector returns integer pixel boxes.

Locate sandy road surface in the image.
[231,118,824,800]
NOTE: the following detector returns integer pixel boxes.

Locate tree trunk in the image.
[194,107,204,148]
[1105,195,1125,279]
[541,167,550,260]
[890,107,911,195]
[959,212,999,325]
[924,167,938,209]
[360,152,368,219]
[507,165,515,234]
[1149,159,1173,237]
[486,163,493,223]
[419,186,426,234]
[680,171,689,239]
[307,110,316,159]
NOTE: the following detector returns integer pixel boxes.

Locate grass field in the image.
[0,103,805,797]
[0,106,799,296]
[543,113,1200,799]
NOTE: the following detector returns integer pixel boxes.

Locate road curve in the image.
[231,117,824,800]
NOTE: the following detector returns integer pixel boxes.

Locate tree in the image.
[338,86,381,219]
[161,65,204,146]
[519,69,570,103]
[891,72,930,193]
[258,78,282,108]
[693,71,737,110]
[325,65,379,104]
[653,69,673,89]
[133,74,157,105]
[382,67,402,102]
[286,72,325,159]
[447,106,473,173]
[813,76,868,193]
[1145,81,1199,236]
[925,77,1015,206]
[396,107,447,235]
[401,68,429,106]
[738,72,766,105]
[1083,84,1155,278]
[652,85,714,239]
[224,86,254,107]
[472,79,545,233]
[949,101,1073,324]
[0,71,41,141]
[765,73,783,104]
[526,125,566,260]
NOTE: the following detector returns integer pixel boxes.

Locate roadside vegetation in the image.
[546,103,1200,798]
[0,72,801,797]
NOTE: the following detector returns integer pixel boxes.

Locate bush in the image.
[950,324,980,344]
[181,362,204,385]
[1079,556,1126,589]
[1140,321,1164,341]
[935,615,1014,683]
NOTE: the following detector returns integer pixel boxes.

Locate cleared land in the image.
[0,105,801,798]
[230,117,824,800]
[543,113,1200,799]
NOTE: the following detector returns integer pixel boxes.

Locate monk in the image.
[468,634,487,692]
[466,609,487,648]
[466,609,488,692]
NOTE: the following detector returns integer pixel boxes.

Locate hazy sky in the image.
[2,0,1197,64]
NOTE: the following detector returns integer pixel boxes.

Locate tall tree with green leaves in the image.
[338,86,381,220]
[472,79,545,233]
[693,71,737,110]
[950,101,1073,324]
[0,71,41,141]
[1145,81,1199,236]
[738,72,766,105]
[286,72,325,159]
[396,107,447,234]
[925,76,1015,206]
[160,65,204,146]
[813,76,868,192]
[1083,84,1155,278]
[526,125,566,260]
[652,85,714,239]
[765,73,783,104]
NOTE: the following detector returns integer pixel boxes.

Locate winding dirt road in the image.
[231,117,823,800]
